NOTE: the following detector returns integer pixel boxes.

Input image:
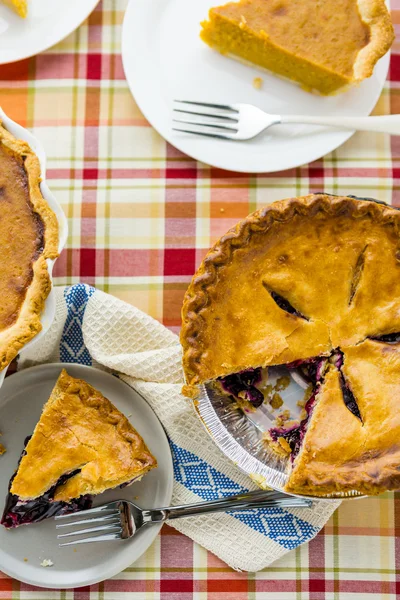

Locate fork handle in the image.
[142,490,311,523]
[281,114,400,135]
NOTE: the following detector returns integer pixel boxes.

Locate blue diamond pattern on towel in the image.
[60,284,95,364]
[55,284,320,554]
[171,442,318,550]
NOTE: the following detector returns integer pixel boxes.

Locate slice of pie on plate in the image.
[180,193,400,496]
[1,369,157,528]
[0,123,58,373]
[200,0,394,94]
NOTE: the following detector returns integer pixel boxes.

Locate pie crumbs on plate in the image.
[40,559,54,568]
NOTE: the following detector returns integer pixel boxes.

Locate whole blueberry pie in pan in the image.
[1,369,157,528]
[180,194,400,497]
[0,123,58,373]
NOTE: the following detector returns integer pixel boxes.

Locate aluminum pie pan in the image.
[195,372,364,501]
[194,193,394,502]
[0,108,68,389]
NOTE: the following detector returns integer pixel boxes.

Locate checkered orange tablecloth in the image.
[1,0,400,597]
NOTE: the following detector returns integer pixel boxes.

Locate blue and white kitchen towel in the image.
[18,284,339,571]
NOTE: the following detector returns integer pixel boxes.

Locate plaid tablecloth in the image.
[1,0,400,597]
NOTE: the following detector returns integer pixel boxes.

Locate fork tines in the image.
[172,100,239,139]
[55,501,123,546]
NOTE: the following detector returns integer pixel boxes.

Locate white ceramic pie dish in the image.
[0,108,68,389]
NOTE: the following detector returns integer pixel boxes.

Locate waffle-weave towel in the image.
[18,284,339,572]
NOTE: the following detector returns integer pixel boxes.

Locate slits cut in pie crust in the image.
[0,123,59,372]
[180,194,400,496]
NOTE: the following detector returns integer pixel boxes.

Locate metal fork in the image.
[173,100,400,140]
[56,489,312,546]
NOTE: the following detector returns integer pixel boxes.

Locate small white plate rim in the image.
[0,363,174,589]
[0,0,100,65]
[121,0,390,174]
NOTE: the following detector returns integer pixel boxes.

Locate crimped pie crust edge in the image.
[0,123,59,372]
[11,369,158,501]
[180,193,400,391]
[353,0,395,81]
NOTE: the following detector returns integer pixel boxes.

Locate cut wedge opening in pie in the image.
[181,194,400,497]
[200,0,394,95]
[0,123,59,373]
[1,369,157,528]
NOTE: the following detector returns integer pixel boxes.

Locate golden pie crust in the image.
[200,0,394,95]
[11,369,157,502]
[286,343,400,496]
[181,194,400,496]
[0,123,58,373]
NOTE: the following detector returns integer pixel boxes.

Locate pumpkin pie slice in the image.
[200,0,394,94]
[1,369,157,528]
[0,123,58,372]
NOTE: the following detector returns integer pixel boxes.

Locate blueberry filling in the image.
[268,290,309,320]
[1,438,92,529]
[330,350,343,370]
[219,368,264,408]
[284,356,328,385]
[339,374,362,421]
[219,345,367,461]
[371,332,400,344]
[1,473,92,529]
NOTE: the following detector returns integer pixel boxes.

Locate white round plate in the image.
[0,363,174,589]
[0,0,100,64]
[122,0,390,173]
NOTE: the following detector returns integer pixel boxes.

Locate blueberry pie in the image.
[0,123,58,373]
[1,369,157,528]
[181,194,400,496]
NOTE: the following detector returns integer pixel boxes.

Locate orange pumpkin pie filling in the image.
[200,0,394,95]
[0,124,58,372]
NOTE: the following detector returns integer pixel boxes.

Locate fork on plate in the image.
[56,489,312,545]
[172,100,400,140]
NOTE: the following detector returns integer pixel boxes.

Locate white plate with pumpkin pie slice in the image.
[122,0,392,173]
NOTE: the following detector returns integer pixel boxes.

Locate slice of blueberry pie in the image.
[1,369,157,528]
[180,193,400,497]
